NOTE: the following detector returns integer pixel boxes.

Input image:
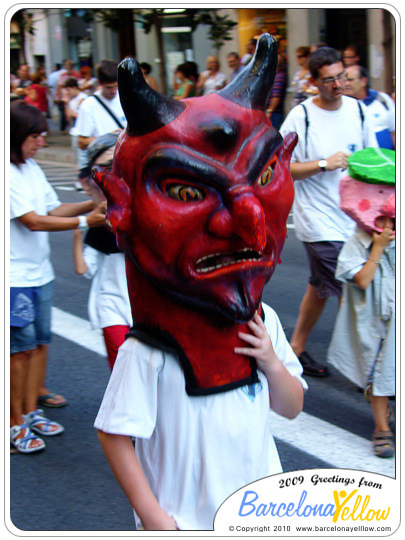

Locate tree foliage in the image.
[190,9,238,51]
[93,8,238,92]
[135,8,237,51]
[94,9,128,32]
[94,9,136,58]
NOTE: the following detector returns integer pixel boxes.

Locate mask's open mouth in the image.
[195,248,263,273]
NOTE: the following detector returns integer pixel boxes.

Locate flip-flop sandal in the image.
[38,393,68,408]
[23,409,64,436]
[10,423,46,454]
[372,430,394,458]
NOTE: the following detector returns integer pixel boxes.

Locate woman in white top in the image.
[10,100,106,453]
[196,55,226,96]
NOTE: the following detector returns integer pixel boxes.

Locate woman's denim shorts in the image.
[10,280,53,354]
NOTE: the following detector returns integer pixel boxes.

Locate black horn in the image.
[218,33,278,111]
[118,57,186,136]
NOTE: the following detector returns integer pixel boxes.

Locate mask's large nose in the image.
[207,188,266,252]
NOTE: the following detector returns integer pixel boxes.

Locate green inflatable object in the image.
[347,147,395,186]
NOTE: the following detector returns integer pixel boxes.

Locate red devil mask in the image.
[94,34,298,395]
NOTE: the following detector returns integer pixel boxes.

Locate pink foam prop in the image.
[339,176,395,235]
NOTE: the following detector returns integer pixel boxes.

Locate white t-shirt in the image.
[82,246,132,330]
[201,71,227,95]
[363,91,395,149]
[10,160,61,287]
[68,91,88,136]
[75,90,127,139]
[280,96,378,242]
[47,68,66,99]
[94,303,307,530]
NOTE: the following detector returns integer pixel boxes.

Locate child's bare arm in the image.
[72,229,88,275]
[97,431,178,530]
[234,313,303,419]
[354,227,394,290]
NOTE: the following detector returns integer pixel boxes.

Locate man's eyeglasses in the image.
[317,72,347,86]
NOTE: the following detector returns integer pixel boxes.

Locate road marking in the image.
[51,307,106,355]
[51,306,394,478]
[270,411,394,478]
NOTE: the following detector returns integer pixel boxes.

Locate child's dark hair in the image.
[96,60,118,84]
[10,100,47,166]
[308,47,342,79]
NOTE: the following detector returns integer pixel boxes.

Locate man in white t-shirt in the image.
[76,60,127,150]
[344,64,395,150]
[280,47,378,378]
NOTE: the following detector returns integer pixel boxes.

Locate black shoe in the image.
[298,351,329,377]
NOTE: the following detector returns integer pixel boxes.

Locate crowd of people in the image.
[10,39,395,156]
[10,34,395,528]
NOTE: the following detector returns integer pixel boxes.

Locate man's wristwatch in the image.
[317,159,327,172]
[77,215,88,231]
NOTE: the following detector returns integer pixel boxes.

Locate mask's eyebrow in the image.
[243,129,283,184]
[142,147,230,191]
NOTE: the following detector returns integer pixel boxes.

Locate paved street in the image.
[9,159,396,532]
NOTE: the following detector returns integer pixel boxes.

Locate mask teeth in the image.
[196,248,263,273]
[197,259,261,273]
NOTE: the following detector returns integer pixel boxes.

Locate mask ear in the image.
[280,132,298,166]
[92,166,132,235]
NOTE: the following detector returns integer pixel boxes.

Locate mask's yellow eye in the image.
[166,184,205,201]
[258,166,273,187]
[258,157,277,187]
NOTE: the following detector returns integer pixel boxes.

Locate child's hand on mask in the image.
[234,312,278,374]
[373,226,395,251]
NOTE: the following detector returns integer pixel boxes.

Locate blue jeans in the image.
[10,281,53,354]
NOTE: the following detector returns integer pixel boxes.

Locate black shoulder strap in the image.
[357,101,366,148]
[92,94,124,130]
[301,103,309,158]
[357,100,364,128]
